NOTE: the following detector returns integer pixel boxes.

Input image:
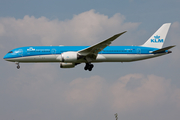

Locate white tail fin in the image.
[142,23,171,49]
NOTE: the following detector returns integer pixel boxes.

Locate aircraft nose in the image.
[3,54,8,60]
[3,53,11,61]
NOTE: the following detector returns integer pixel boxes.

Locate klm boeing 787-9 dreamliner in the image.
[3,23,175,71]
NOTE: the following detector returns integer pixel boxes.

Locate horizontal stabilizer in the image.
[152,45,175,53]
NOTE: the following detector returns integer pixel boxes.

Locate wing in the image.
[78,31,127,62]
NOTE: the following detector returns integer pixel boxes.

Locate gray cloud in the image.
[2,71,180,120]
[0,9,139,47]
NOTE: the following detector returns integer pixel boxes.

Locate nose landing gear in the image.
[84,63,94,71]
[15,62,20,69]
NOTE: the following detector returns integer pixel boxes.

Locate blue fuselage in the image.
[4,46,158,59]
[3,45,167,63]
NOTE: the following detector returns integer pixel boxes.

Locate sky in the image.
[0,0,180,120]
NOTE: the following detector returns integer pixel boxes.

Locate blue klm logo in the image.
[27,47,35,51]
[151,35,163,43]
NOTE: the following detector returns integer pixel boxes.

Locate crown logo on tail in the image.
[154,35,160,39]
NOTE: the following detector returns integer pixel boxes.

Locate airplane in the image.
[3,23,175,71]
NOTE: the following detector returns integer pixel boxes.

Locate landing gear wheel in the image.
[15,62,20,69]
[84,63,94,71]
[90,64,94,68]
[89,68,92,71]
[17,65,20,69]
[88,64,94,71]
[84,66,88,70]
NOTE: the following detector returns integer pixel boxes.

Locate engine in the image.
[58,51,79,62]
[60,62,75,68]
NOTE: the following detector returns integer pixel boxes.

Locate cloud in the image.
[66,76,103,106]
[3,72,180,120]
[110,74,180,112]
[0,9,139,47]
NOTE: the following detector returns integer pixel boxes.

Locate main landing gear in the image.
[84,63,94,71]
[15,62,20,69]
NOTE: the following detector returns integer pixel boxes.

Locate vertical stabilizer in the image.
[142,23,171,49]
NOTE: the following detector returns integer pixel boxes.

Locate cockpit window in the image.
[8,51,13,53]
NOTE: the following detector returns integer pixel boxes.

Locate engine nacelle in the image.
[60,62,75,68]
[59,51,79,62]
